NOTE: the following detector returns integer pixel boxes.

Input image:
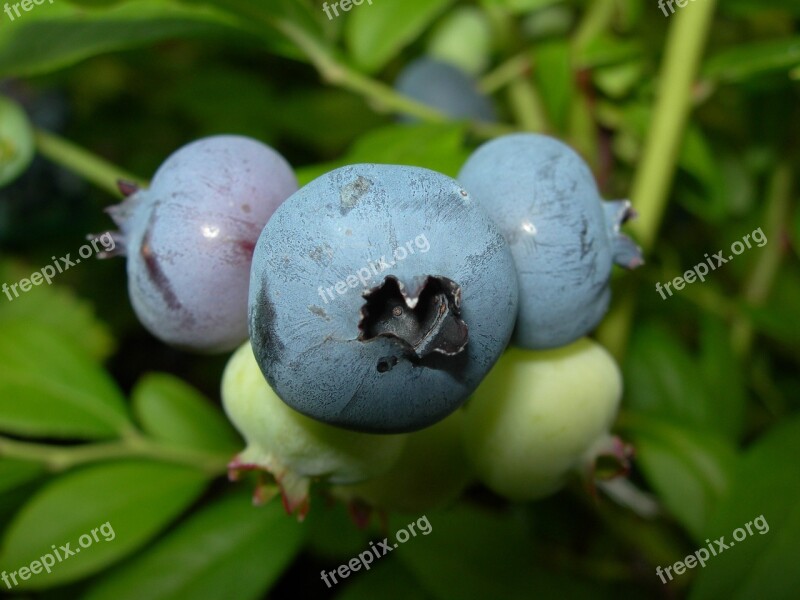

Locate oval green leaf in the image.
[0,260,115,361]
[690,416,800,600]
[624,323,737,437]
[132,373,241,454]
[703,36,800,83]
[345,0,455,73]
[625,415,736,541]
[0,0,257,78]
[83,488,304,600]
[0,460,209,589]
[0,321,130,439]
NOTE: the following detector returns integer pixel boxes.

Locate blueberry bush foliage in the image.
[0,0,798,598]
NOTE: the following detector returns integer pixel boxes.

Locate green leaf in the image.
[624,323,711,430]
[0,321,130,439]
[624,322,747,441]
[610,105,750,221]
[676,124,730,221]
[82,488,304,600]
[532,39,575,132]
[624,415,736,541]
[691,416,800,600]
[296,122,470,186]
[426,7,492,76]
[345,0,455,73]
[0,461,209,589]
[347,122,469,175]
[575,35,641,69]
[0,96,35,186]
[0,0,254,77]
[703,36,800,83]
[592,60,644,99]
[275,88,386,155]
[698,317,746,440]
[398,506,591,599]
[189,0,326,58]
[0,260,114,361]
[0,459,45,495]
[132,373,241,454]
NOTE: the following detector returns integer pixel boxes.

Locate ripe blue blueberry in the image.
[394,57,496,122]
[458,133,643,349]
[107,135,298,353]
[249,164,518,433]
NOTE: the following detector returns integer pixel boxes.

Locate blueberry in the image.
[458,133,643,349]
[394,57,496,123]
[108,135,298,353]
[249,164,518,433]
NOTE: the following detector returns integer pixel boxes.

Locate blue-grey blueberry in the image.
[457,133,642,349]
[107,135,298,353]
[249,164,518,433]
[395,57,496,123]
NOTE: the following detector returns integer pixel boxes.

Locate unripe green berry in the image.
[222,342,407,518]
[334,409,473,513]
[463,338,622,501]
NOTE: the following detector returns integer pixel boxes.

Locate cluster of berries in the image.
[107,128,641,518]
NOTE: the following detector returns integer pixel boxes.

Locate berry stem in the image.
[268,17,515,138]
[0,434,228,476]
[598,1,717,358]
[478,51,531,94]
[33,128,146,198]
[572,0,617,54]
[627,2,718,251]
[507,77,550,133]
[275,19,445,121]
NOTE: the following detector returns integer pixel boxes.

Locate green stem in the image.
[628,2,717,252]
[0,435,229,476]
[271,19,445,122]
[507,78,550,132]
[730,162,792,356]
[598,1,717,358]
[270,19,514,137]
[572,0,617,53]
[479,51,531,94]
[34,129,145,198]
